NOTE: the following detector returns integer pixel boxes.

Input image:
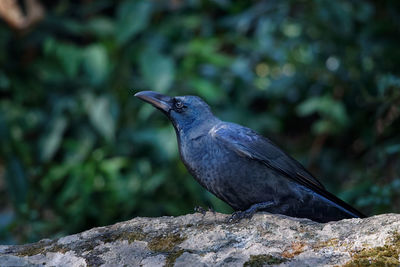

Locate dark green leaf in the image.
[116,0,152,45]
[139,48,175,92]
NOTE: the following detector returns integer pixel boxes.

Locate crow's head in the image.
[135,91,216,132]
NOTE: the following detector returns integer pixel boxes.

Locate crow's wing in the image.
[212,122,324,189]
[212,122,365,218]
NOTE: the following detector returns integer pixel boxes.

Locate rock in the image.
[1,212,400,266]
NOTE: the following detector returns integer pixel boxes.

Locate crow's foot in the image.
[227,201,274,223]
[194,206,207,215]
[228,210,254,223]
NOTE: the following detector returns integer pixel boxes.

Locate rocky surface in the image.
[1,212,399,266]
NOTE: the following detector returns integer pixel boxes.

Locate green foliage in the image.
[297,96,349,134]
[0,0,399,244]
[139,48,175,92]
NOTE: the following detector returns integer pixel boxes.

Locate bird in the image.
[135,91,365,223]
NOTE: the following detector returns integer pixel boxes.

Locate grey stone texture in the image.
[1,212,399,266]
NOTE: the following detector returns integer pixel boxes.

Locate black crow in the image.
[135,91,365,223]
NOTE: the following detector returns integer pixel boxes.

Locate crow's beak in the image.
[135,91,172,113]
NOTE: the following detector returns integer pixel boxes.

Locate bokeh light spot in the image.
[255,63,270,77]
[326,56,340,71]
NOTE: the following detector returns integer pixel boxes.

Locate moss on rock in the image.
[244,254,288,266]
[344,232,400,267]
[148,233,186,252]
[165,249,185,267]
[15,243,47,257]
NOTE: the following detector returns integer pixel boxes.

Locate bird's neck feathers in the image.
[173,114,220,141]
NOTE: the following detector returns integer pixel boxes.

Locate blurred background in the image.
[0,0,399,245]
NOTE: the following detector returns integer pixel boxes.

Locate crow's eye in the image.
[174,100,184,109]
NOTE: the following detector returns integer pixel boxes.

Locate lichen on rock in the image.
[1,212,400,266]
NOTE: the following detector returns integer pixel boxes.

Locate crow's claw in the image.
[227,201,274,223]
[227,210,254,223]
[194,206,207,215]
